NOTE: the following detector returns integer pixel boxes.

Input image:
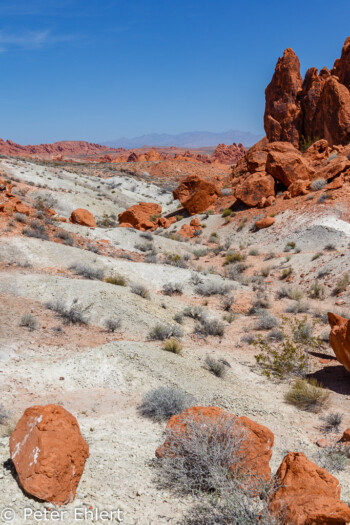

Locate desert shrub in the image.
[311,179,327,191]
[255,312,279,330]
[46,299,88,325]
[308,281,325,300]
[0,405,10,426]
[260,266,271,278]
[104,318,122,332]
[56,230,74,245]
[138,387,195,422]
[321,413,343,433]
[223,312,235,323]
[19,314,38,331]
[163,338,183,355]
[174,312,184,324]
[144,253,158,264]
[225,251,245,264]
[13,212,28,223]
[318,193,332,203]
[97,212,117,227]
[195,281,232,297]
[284,287,304,301]
[324,242,336,251]
[163,282,184,295]
[226,262,248,280]
[134,241,154,252]
[195,317,225,337]
[220,295,235,311]
[292,319,314,343]
[131,283,150,299]
[254,337,306,379]
[139,231,153,240]
[280,267,293,280]
[86,243,99,254]
[285,301,309,314]
[105,273,127,286]
[190,272,204,285]
[33,193,57,211]
[183,305,205,321]
[222,209,232,217]
[300,135,319,153]
[164,253,188,268]
[334,273,350,294]
[285,378,329,412]
[312,252,322,261]
[193,249,209,260]
[69,263,104,280]
[155,412,260,495]
[267,329,284,341]
[250,293,270,313]
[249,248,259,256]
[22,226,49,241]
[221,188,232,196]
[317,446,350,473]
[205,356,227,378]
[264,252,276,261]
[149,323,184,341]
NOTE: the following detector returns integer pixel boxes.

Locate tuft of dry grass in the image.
[284,378,330,412]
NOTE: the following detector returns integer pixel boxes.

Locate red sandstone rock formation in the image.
[173,174,220,215]
[264,37,350,147]
[210,143,246,165]
[178,218,202,238]
[234,172,275,207]
[156,406,274,482]
[10,404,89,505]
[255,216,275,229]
[269,452,350,524]
[70,208,96,228]
[328,312,350,371]
[118,202,162,231]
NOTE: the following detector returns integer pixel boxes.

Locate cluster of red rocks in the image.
[232,137,350,208]
[264,37,350,147]
[156,406,350,525]
[0,178,32,216]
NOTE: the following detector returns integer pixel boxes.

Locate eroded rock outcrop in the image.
[235,172,275,207]
[173,175,220,215]
[210,143,246,165]
[265,37,350,147]
[118,202,161,231]
[10,404,89,505]
[70,208,96,228]
[269,452,350,524]
[156,406,274,482]
[265,142,315,186]
[178,218,202,238]
[328,312,350,371]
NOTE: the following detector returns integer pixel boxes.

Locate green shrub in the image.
[285,378,330,412]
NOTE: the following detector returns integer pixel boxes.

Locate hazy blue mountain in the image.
[102,130,262,149]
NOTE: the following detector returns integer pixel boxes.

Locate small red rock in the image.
[70,208,96,228]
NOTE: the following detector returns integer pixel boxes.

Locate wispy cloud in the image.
[0,29,76,52]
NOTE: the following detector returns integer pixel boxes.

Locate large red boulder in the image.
[10,405,89,505]
[173,175,220,215]
[316,154,350,182]
[118,202,161,231]
[255,216,275,229]
[70,208,96,228]
[328,312,350,371]
[235,172,275,207]
[266,142,315,186]
[264,48,303,147]
[269,452,350,524]
[156,406,274,482]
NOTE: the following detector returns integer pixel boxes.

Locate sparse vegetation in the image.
[138,387,195,422]
[131,283,151,299]
[195,317,225,337]
[255,311,279,330]
[163,282,184,295]
[334,273,350,294]
[285,378,330,412]
[149,323,184,341]
[205,356,227,378]
[105,318,122,332]
[46,299,88,325]
[311,179,327,191]
[105,273,128,286]
[69,263,104,280]
[308,281,325,300]
[163,337,183,355]
[321,413,343,433]
[195,281,232,297]
[19,314,38,331]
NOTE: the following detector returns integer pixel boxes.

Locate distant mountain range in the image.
[102,130,262,149]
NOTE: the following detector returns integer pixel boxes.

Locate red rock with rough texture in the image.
[266,143,315,186]
[264,48,303,147]
[317,155,350,181]
[235,172,275,207]
[265,37,350,148]
[255,216,275,229]
[210,143,246,165]
[118,202,161,231]
[156,406,274,482]
[269,452,350,525]
[178,218,202,238]
[173,175,220,215]
[70,208,96,228]
[10,404,89,506]
[288,179,309,197]
[328,312,350,372]
[340,429,350,443]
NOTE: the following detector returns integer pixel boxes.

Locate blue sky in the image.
[0,0,349,144]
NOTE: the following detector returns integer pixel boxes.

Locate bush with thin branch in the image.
[20,314,38,331]
[163,282,184,295]
[131,283,150,299]
[321,413,343,434]
[255,312,279,330]
[163,338,183,355]
[195,281,232,297]
[46,299,88,325]
[69,263,104,281]
[285,378,330,412]
[334,273,350,294]
[195,317,225,337]
[105,318,122,332]
[138,387,195,422]
[311,179,327,191]
[205,356,227,378]
[105,273,128,286]
[149,323,184,341]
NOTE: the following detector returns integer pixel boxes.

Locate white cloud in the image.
[0,29,75,51]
